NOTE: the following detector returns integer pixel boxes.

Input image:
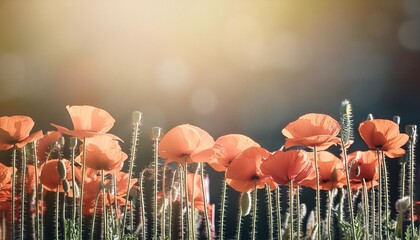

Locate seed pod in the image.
[73,183,80,198]
[151,127,163,141]
[62,179,70,193]
[57,160,67,180]
[393,116,401,125]
[366,113,374,120]
[132,111,142,124]
[240,192,252,216]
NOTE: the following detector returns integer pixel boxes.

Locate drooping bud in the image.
[395,196,410,213]
[57,160,67,180]
[73,183,80,198]
[240,192,252,216]
[393,116,401,125]
[132,111,142,124]
[62,179,70,193]
[367,113,374,120]
[151,127,163,141]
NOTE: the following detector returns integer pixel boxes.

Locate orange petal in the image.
[159,124,201,161]
[67,105,115,133]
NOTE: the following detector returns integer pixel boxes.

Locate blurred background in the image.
[0,1,419,239]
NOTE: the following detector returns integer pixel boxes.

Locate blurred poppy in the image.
[300,151,346,190]
[348,151,379,189]
[159,124,224,164]
[225,147,276,192]
[51,105,117,139]
[282,113,341,151]
[37,131,62,163]
[39,159,73,192]
[0,115,43,151]
[208,134,260,172]
[260,149,313,186]
[358,119,409,158]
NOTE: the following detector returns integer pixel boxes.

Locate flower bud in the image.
[62,179,70,193]
[393,116,401,125]
[396,196,410,213]
[151,127,163,141]
[240,192,251,216]
[73,183,80,198]
[405,125,417,142]
[132,111,142,124]
[367,114,374,120]
[57,160,67,180]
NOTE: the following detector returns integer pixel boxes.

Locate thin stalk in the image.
[56,186,60,240]
[376,149,382,240]
[183,162,191,239]
[327,190,332,240]
[20,147,27,240]
[236,203,243,240]
[409,139,415,236]
[289,181,294,240]
[266,185,273,240]
[313,146,321,240]
[11,148,16,240]
[179,166,185,240]
[79,137,87,240]
[400,160,406,199]
[139,170,146,240]
[371,181,376,239]
[168,191,173,240]
[63,193,67,240]
[297,186,301,240]
[276,187,282,240]
[40,187,44,240]
[341,140,356,239]
[113,174,119,235]
[2,211,5,240]
[90,188,101,240]
[101,171,107,239]
[200,163,211,239]
[219,180,227,240]
[130,200,134,237]
[161,164,167,240]
[381,151,389,238]
[70,141,77,224]
[191,164,200,240]
[362,179,369,240]
[252,180,258,240]
[153,138,159,240]
[33,142,40,239]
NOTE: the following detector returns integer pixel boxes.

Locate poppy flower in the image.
[300,151,346,190]
[260,149,314,186]
[0,115,43,151]
[208,134,260,172]
[225,147,277,192]
[348,151,379,189]
[37,131,62,163]
[39,159,73,192]
[358,119,409,158]
[282,113,341,151]
[51,105,118,140]
[0,163,13,189]
[159,124,224,164]
[76,135,127,172]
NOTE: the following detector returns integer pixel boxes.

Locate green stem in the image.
[220,180,227,240]
[70,141,77,225]
[90,187,101,240]
[139,170,146,240]
[276,187,282,240]
[362,179,369,240]
[236,200,243,240]
[266,185,273,240]
[183,162,191,240]
[341,140,356,239]
[400,160,406,199]
[381,151,389,238]
[11,148,16,240]
[56,186,60,240]
[130,200,134,237]
[113,174,119,236]
[289,181,294,240]
[33,142,40,239]
[101,171,107,239]
[376,149,382,240]
[327,190,332,240]
[40,187,44,240]
[20,147,27,240]
[179,167,185,240]
[63,193,67,240]
[313,146,321,240]
[297,186,301,240]
[161,164,167,240]
[79,137,87,240]
[409,140,415,236]
[252,180,258,240]
[168,190,173,240]
[154,138,159,240]
[371,181,375,240]
[200,163,211,239]
[191,165,200,240]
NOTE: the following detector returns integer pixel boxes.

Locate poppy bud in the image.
[240,192,251,216]
[400,154,408,165]
[62,179,70,193]
[57,160,67,180]
[405,125,417,142]
[70,137,78,149]
[396,196,410,213]
[151,127,163,141]
[132,111,142,124]
[73,183,80,198]
[367,114,374,120]
[355,165,361,177]
[393,116,401,125]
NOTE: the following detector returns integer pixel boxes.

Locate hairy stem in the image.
[362,179,369,240]
[20,147,27,240]
[289,181,294,240]
[381,151,389,238]
[79,137,87,240]
[371,181,376,239]
[276,187,282,240]
[33,142,40,239]
[313,146,321,240]
[236,203,243,240]
[200,163,211,239]
[327,190,332,240]
[56,186,60,240]
[90,187,101,240]
[341,140,356,239]
[267,185,273,240]
[220,180,227,240]
[409,140,415,236]
[252,180,258,240]
[376,149,382,240]
[11,148,16,240]
[139,170,146,240]
[153,138,159,239]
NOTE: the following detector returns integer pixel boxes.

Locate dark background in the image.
[0,1,419,239]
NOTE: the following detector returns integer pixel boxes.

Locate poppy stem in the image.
[101,170,107,239]
[139,169,147,240]
[408,137,415,236]
[362,179,369,239]
[90,186,101,240]
[296,186,301,240]
[252,179,258,240]
[200,163,211,240]
[289,181,294,240]
[56,186,60,240]
[275,187,282,240]
[63,192,67,239]
[191,164,199,240]
[40,186,44,239]
[168,189,173,240]
[11,148,16,240]
[179,166,185,240]
[161,164,167,240]
[376,149,382,240]
[153,136,159,240]
[112,174,119,236]
[183,162,191,240]
[236,200,243,240]
[381,151,389,238]
[400,157,406,199]
[33,142,40,239]
[20,146,27,240]
[313,146,321,240]
[327,190,332,240]
[341,140,356,239]
[69,138,77,228]
[266,185,273,240]
[219,180,227,240]
[371,181,375,239]
[79,137,87,240]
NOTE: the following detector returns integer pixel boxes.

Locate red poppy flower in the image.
[51,105,117,139]
[76,135,127,172]
[225,147,277,192]
[37,131,62,163]
[0,115,43,151]
[348,151,379,189]
[260,149,313,186]
[358,119,409,158]
[39,159,73,192]
[300,151,346,190]
[159,124,223,164]
[282,113,341,151]
[208,134,260,172]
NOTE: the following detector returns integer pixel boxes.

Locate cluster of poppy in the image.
[0,104,418,240]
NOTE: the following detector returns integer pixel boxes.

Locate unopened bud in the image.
[396,196,410,213]
[240,192,252,216]
[132,111,142,124]
[405,125,417,142]
[393,116,401,125]
[73,183,80,198]
[62,179,70,193]
[57,160,67,180]
[70,137,78,149]
[367,114,374,120]
[151,127,163,141]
